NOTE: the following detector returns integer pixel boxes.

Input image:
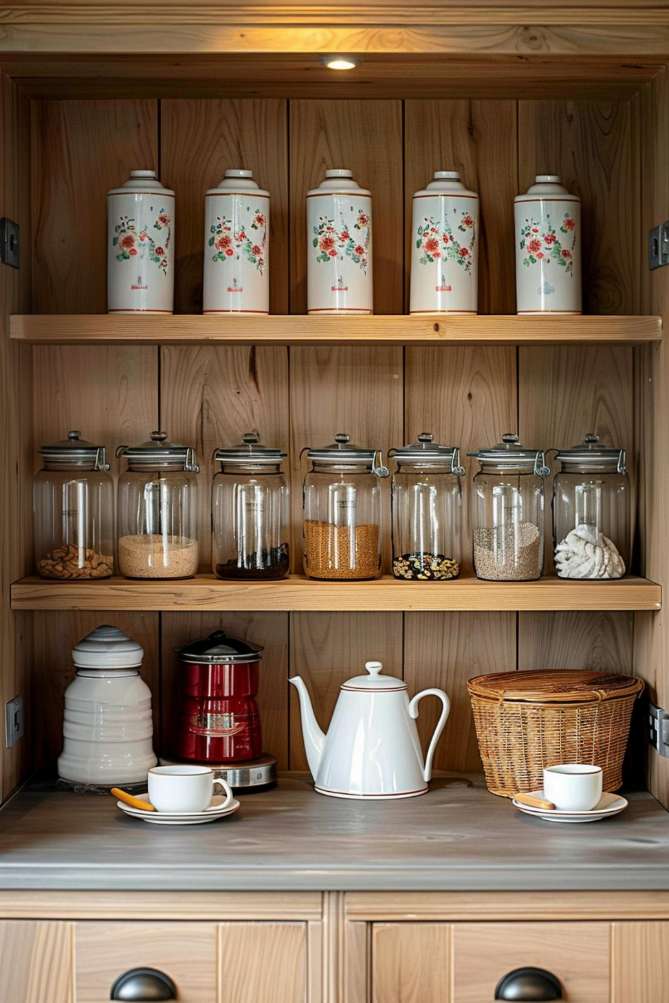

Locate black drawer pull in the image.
[110,966,177,1001]
[495,966,563,1001]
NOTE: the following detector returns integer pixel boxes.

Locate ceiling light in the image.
[322,55,358,71]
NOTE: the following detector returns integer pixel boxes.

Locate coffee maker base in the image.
[159,752,277,792]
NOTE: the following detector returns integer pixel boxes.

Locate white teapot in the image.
[290,661,450,799]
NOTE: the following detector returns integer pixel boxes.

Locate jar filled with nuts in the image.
[33,431,114,580]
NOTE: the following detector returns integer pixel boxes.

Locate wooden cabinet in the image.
[0,921,73,1003]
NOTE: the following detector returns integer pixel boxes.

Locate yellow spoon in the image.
[112,788,155,812]
[514,792,556,811]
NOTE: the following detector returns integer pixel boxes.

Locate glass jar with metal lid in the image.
[34,430,114,580]
[212,431,289,580]
[468,433,550,581]
[302,432,389,580]
[553,434,629,579]
[389,433,465,580]
[116,431,200,579]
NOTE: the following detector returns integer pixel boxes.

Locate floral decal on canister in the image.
[519,211,577,276]
[208,208,267,274]
[112,208,171,275]
[312,207,370,274]
[415,209,476,272]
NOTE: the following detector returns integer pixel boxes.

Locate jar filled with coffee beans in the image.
[389,434,464,581]
[33,431,114,580]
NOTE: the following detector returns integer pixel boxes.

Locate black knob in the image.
[110,967,177,1001]
[495,966,562,1001]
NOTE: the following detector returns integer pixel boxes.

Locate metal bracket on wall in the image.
[649,703,669,757]
[649,222,669,270]
[0,217,19,269]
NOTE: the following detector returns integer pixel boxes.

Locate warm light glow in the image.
[322,55,358,71]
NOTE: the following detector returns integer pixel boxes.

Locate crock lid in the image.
[467,669,643,703]
[341,660,406,692]
[73,625,144,669]
[390,433,465,473]
[468,433,550,476]
[555,434,626,474]
[39,430,110,471]
[515,174,579,202]
[116,431,200,472]
[179,630,263,664]
[107,169,175,197]
[307,168,371,197]
[206,168,270,197]
[214,431,286,467]
[414,170,478,199]
[305,433,389,475]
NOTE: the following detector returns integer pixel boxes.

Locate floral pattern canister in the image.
[203,169,270,315]
[107,170,175,314]
[410,171,479,315]
[514,175,581,314]
[307,169,373,314]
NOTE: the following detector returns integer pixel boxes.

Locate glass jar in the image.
[303,433,389,580]
[468,433,549,581]
[116,431,200,579]
[33,430,114,580]
[389,433,464,580]
[212,432,289,580]
[553,434,629,579]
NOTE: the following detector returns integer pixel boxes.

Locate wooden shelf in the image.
[10,574,661,613]
[10,314,662,346]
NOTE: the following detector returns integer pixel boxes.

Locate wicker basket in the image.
[467,670,644,798]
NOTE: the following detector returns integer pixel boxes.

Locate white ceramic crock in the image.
[410,170,479,315]
[306,168,373,314]
[107,170,175,314]
[203,169,270,315]
[514,175,581,315]
[58,626,157,787]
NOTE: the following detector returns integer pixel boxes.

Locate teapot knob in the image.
[365,661,383,676]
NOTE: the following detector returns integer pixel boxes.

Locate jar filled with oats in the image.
[33,431,114,580]
[302,433,389,580]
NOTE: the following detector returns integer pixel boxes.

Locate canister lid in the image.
[213,431,286,467]
[305,433,389,475]
[73,625,144,669]
[341,660,406,692]
[468,669,643,704]
[179,630,263,664]
[413,170,478,199]
[468,433,550,476]
[107,169,175,197]
[515,174,579,202]
[555,433,626,474]
[389,433,465,473]
[39,430,110,471]
[206,168,270,197]
[116,431,200,472]
[307,168,371,197]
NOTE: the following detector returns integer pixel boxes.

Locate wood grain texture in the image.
[219,922,307,1003]
[31,98,158,313]
[160,612,289,768]
[161,98,288,314]
[518,611,634,670]
[289,99,403,314]
[0,920,73,1003]
[612,921,669,1002]
[404,100,517,314]
[372,923,451,1003]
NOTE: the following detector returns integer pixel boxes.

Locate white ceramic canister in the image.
[410,170,479,315]
[58,626,157,787]
[514,175,582,315]
[203,169,270,315]
[307,169,373,314]
[107,169,175,314]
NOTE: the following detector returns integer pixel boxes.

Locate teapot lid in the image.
[341,660,406,692]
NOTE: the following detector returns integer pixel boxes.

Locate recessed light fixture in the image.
[322,55,358,71]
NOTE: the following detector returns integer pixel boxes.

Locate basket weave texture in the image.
[467,670,644,798]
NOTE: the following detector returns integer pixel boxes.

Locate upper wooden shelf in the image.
[10,574,661,613]
[10,314,662,346]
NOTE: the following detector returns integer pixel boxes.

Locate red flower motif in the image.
[340,229,350,241]
[215,235,232,251]
[424,237,440,255]
[154,246,165,256]
[543,233,557,245]
[255,213,265,226]
[462,214,474,228]
[120,234,136,250]
[357,212,369,226]
[458,246,469,257]
[354,244,365,256]
[441,233,449,244]
[528,238,542,254]
[564,217,576,231]
[531,227,539,233]
[561,248,572,259]
[536,251,544,259]
[129,247,137,256]
[328,249,337,257]
[251,244,262,256]
[158,213,170,226]
[224,247,234,256]
[326,225,335,232]
[430,226,438,234]
[320,235,336,253]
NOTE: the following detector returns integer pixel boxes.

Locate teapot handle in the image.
[408,689,450,782]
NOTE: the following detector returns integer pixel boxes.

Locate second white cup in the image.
[148,765,233,813]
[543,763,603,811]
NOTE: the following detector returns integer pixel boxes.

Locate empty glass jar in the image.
[303,433,389,580]
[116,431,200,579]
[33,430,114,580]
[212,432,289,580]
[389,433,464,580]
[469,434,549,581]
[553,434,629,579]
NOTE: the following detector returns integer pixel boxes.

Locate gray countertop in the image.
[1,775,668,892]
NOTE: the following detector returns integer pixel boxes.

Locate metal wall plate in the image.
[649,221,669,270]
[0,217,19,268]
[649,702,669,757]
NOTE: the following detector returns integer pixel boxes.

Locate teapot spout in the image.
[289,676,325,779]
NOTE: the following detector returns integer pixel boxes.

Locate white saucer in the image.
[117,793,240,825]
[513,790,628,823]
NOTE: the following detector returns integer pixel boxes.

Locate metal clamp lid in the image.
[303,433,389,477]
[554,433,626,474]
[39,430,111,471]
[116,431,200,472]
[389,432,465,475]
[468,433,550,477]
[213,431,286,467]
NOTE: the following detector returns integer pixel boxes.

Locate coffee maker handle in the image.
[408,689,450,782]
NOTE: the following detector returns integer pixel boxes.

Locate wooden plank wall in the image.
[27,95,641,776]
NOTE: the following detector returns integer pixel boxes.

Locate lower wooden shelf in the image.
[10,574,662,613]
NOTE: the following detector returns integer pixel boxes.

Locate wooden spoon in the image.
[111,788,155,812]
[514,792,556,811]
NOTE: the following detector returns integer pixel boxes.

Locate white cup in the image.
[148,765,233,813]
[543,763,603,812]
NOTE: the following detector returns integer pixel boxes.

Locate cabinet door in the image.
[219,922,309,1003]
[0,921,73,1003]
[371,923,451,1003]
[612,922,669,1002]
